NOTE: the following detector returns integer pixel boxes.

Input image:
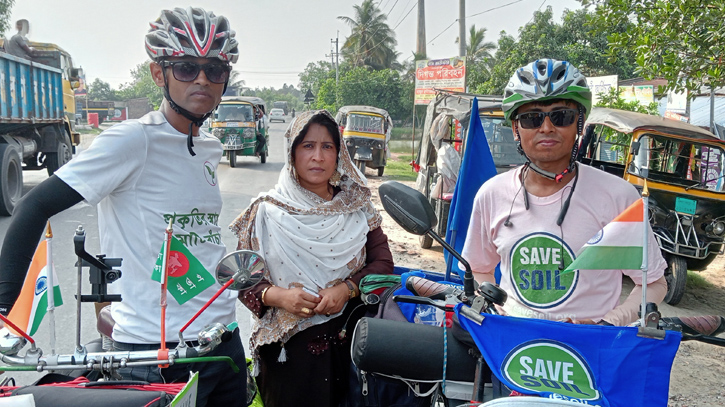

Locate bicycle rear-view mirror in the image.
[378,181,437,236]
[215,250,265,291]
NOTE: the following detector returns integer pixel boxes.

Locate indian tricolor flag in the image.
[564,199,645,272]
[7,240,63,336]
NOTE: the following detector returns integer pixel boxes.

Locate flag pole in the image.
[45,222,57,355]
[160,219,173,352]
[640,182,650,327]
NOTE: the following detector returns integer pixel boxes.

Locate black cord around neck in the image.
[160,67,215,157]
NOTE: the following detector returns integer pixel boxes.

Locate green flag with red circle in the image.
[151,236,215,305]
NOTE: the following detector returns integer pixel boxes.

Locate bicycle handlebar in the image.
[400,276,725,346]
[0,322,239,374]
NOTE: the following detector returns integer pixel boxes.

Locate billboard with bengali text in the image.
[414,57,466,105]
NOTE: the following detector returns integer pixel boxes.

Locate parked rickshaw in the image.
[579,107,725,305]
[414,91,525,249]
[335,106,392,176]
[211,96,269,167]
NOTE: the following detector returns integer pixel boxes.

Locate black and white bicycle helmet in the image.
[145,7,239,156]
[145,7,239,63]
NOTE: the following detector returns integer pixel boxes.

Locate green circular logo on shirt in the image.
[509,233,578,308]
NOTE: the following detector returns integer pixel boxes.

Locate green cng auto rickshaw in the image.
[335,106,392,176]
[579,107,725,305]
[211,96,269,167]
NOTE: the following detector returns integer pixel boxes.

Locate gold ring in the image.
[301,307,312,315]
[326,312,331,317]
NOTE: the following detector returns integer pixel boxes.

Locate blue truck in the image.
[0,43,81,215]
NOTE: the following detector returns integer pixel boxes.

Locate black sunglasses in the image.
[516,108,578,129]
[161,61,231,84]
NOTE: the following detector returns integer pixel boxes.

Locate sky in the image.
[6,0,581,91]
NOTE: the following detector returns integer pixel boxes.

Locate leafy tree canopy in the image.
[117,61,163,109]
[473,6,638,95]
[582,0,725,94]
[88,78,120,101]
[0,0,14,34]
[298,60,337,95]
[243,85,304,112]
[314,67,410,120]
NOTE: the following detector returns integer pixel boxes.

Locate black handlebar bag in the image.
[347,283,478,407]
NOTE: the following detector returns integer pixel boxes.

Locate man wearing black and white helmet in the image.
[461,59,667,326]
[0,7,246,406]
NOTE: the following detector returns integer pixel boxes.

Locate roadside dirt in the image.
[365,172,725,407]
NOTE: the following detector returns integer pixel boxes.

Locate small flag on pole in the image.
[7,240,63,336]
[151,236,215,305]
[564,199,645,273]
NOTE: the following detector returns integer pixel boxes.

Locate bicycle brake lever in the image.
[393,295,447,310]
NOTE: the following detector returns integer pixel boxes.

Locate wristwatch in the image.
[344,279,358,299]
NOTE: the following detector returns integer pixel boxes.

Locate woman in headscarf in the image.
[231,110,394,407]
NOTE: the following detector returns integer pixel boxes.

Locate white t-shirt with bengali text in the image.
[461,164,666,322]
[56,111,235,343]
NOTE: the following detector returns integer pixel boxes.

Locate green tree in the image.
[88,78,119,101]
[298,60,336,95]
[314,67,409,120]
[582,0,725,94]
[0,0,14,34]
[117,61,163,109]
[243,85,304,112]
[475,6,639,94]
[338,0,399,70]
[594,87,659,157]
[466,25,496,64]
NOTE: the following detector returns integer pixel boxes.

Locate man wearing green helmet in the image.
[461,59,667,326]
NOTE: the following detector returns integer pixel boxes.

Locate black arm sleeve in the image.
[0,175,83,314]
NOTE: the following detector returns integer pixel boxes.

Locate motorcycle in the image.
[0,225,265,406]
[351,181,725,406]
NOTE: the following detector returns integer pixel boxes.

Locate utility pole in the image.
[416,0,426,57]
[328,34,340,85]
[459,0,466,57]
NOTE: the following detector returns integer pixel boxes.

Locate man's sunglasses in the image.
[161,61,231,84]
[516,108,578,129]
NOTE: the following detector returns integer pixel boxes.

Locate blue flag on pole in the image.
[456,305,681,407]
[444,97,498,279]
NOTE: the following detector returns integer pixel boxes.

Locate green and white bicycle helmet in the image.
[503,59,592,183]
[145,7,239,63]
[502,59,591,123]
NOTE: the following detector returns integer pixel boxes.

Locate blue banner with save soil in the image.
[455,305,681,407]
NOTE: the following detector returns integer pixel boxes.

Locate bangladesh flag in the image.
[151,236,215,305]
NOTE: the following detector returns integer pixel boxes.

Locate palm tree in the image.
[338,0,399,70]
[228,70,246,95]
[466,25,496,65]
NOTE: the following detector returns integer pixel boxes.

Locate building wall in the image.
[127,98,153,119]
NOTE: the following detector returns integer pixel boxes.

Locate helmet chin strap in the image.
[514,104,584,183]
[161,68,228,156]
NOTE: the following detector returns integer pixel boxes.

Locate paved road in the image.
[0,118,290,384]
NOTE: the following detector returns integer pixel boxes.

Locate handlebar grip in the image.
[405,276,461,300]
[661,315,725,336]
